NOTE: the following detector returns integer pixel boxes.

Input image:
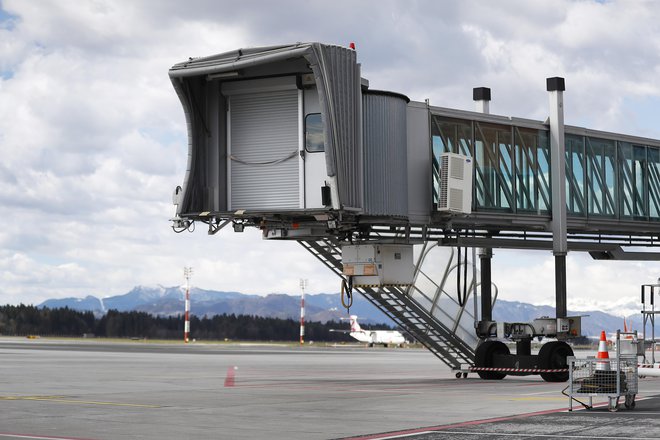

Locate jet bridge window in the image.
[305,113,324,152]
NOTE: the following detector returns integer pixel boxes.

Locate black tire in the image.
[475,340,510,380]
[625,394,636,409]
[538,341,573,382]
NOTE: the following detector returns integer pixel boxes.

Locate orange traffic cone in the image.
[596,330,610,371]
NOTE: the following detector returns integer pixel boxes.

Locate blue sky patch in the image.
[0,6,18,30]
[621,96,660,140]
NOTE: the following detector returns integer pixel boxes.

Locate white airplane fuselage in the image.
[348,315,406,346]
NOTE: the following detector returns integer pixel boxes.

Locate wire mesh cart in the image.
[567,331,639,412]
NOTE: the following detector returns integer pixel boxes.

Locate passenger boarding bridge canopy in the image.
[168,42,660,376]
[169,42,660,251]
[169,43,364,215]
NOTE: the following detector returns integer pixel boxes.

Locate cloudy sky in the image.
[1,0,660,310]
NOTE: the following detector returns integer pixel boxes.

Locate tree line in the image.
[0,304,390,342]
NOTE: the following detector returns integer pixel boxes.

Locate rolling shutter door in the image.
[229,90,300,210]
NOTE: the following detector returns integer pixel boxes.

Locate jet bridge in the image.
[168,42,660,381]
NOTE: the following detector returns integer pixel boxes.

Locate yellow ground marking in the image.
[498,396,566,401]
[0,395,162,408]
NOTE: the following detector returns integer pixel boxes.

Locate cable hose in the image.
[457,246,462,306]
[463,246,468,306]
[340,278,353,313]
[561,385,592,410]
[229,150,298,166]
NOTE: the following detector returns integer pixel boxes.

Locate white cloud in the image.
[1,0,660,312]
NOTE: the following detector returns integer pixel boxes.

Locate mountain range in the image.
[38,285,655,337]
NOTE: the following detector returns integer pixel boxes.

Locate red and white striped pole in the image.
[300,279,307,345]
[184,267,193,343]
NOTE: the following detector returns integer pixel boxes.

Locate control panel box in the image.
[342,244,414,287]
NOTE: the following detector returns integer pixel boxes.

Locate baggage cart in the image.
[567,331,639,412]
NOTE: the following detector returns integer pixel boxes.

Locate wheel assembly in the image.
[538,341,573,382]
[475,340,510,380]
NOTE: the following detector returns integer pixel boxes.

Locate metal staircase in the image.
[300,238,480,371]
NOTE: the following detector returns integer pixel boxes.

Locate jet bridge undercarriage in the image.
[175,210,660,382]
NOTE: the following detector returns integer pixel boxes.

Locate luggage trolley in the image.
[567,331,640,412]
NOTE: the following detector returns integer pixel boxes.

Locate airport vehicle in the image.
[168,42,660,381]
[340,315,406,347]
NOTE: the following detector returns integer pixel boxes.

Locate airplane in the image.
[336,315,407,347]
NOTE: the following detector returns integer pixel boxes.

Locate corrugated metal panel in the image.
[407,102,432,224]
[229,90,299,210]
[362,92,408,217]
[311,44,363,210]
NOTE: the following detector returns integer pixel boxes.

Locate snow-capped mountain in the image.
[36,286,656,336]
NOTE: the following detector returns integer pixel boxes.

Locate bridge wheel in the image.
[475,340,509,380]
[538,341,573,382]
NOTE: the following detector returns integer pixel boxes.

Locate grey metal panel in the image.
[407,102,432,224]
[206,80,224,212]
[171,77,216,216]
[362,91,408,217]
[169,45,310,78]
[229,90,299,210]
[309,44,363,210]
[170,77,194,216]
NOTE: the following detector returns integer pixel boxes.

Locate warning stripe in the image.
[469,367,568,373]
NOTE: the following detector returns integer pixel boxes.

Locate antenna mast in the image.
[184,267,193,343]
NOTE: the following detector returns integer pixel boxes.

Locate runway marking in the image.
[0,395,161,408]
[347,395,660,439]
[0,433,99,440]
[342,406,567,440]
[367,433,435,439]
[224,366,237,387]
[416,433,655,439]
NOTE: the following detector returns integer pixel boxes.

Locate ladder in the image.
[300,238,476,370]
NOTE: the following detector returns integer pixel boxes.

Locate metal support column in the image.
[479,247,493,321]
[548,77,568,320]
[474,87,493,324]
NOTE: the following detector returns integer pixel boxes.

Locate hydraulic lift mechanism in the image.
[167,42,660,382]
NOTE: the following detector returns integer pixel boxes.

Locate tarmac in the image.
[0,337,659,439]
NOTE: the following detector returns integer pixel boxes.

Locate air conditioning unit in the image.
[437,152,473,214]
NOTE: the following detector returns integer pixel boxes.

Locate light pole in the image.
[184,267,193,343]
[299,279,308,345]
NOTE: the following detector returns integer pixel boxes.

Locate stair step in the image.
[300,238,476,369]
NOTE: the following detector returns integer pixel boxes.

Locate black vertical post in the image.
[555,255,567,319]
[479,248,493,321]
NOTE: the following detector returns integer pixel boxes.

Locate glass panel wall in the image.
[585,137,616,217]
[431,117,472,205]
[648,147,660,219]
[430,113,660,224]
[565,135,586,215]
[514,127,550,213]
[618,142,648,219]
[474,122,514,210]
